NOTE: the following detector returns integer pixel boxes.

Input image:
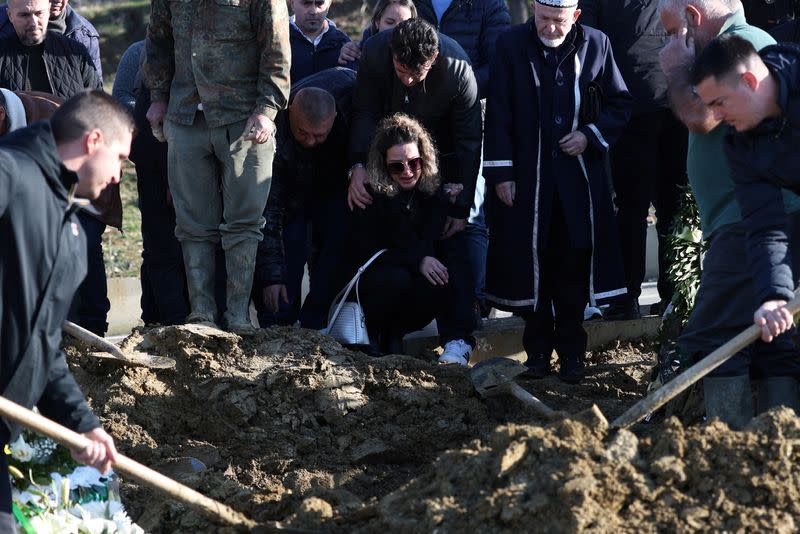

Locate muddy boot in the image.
[182,241,218,326]
[757,377,800,415]
[223,240,258,334]
[703,375,753,430]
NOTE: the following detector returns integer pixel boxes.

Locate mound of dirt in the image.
[66,325,800,532]
[65,325,508,531]
[352,406,800,533]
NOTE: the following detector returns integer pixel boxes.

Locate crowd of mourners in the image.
[3,0,800,442]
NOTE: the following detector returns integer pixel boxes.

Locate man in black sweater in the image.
[0,91,132,529]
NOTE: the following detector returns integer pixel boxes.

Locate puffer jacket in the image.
[0,121,100,444]
[0,33,102,98]
[290,20,355,83]
[0,4,102,76]
[414,0,510,98]
[727,42,800,303]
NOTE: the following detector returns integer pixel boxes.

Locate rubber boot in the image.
[703,375,753,430]
[223,240,259,334]
[182,240,219,326]
[757,376,800,415]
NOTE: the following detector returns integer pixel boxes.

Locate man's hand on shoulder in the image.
[754,299,794,343]
[243,113,276,144]
[71,427,118,475]
[348,165,373,210]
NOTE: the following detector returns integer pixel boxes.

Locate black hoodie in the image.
[0,121,99,444]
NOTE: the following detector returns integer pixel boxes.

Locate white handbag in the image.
[324,249,386,345]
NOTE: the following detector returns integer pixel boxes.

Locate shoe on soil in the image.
[604,297,641,321]
[438,339,471,366]
[186,312,218,329]
[649,298,671,317]
[519,365,549,379]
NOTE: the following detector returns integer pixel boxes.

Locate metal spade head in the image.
[470,357,529,397]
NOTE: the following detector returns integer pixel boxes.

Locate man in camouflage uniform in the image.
[144,0,291,332]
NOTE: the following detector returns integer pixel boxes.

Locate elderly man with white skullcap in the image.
[482,0,632,383]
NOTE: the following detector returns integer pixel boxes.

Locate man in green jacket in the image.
[144,0,291,332]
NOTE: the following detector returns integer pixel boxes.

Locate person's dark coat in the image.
[0,4,102,76]
[483,22,632,311]
[0,33,102,98]
[769,19,800,42]
[726,43,800,303]
[254,67,355,289]
[290,21,355,83]
[578,0,669,114]
[349,29,481,220]
[414,0,510,98]
[343,184,450,278]
[0,121,100,444]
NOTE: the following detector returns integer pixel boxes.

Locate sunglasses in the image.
[387,157,423,175]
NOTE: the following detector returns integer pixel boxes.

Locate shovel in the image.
[470,357,563,420]
[63,321,176,370]
[0,395,310,533]
[612,293,800,429]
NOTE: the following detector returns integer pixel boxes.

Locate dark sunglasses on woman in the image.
[387,157,423,175]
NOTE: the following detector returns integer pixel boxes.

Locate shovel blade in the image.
[470,357,528,397]
[89,351,177,369]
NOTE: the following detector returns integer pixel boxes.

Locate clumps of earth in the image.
[62,325,800,532]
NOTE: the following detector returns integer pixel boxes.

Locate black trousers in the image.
[68,211,110,336]
[611,109,688,300]
[435,233,478,346]
[678,215,800,378]
[522,199,591,368]
[359,262,448,340]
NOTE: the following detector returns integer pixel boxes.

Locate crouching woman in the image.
[342,114,452,355]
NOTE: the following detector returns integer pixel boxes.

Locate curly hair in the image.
[390,18,438,71]
[367,113,439,197]
[370,0,417,34]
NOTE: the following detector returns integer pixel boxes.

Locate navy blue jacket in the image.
[290,20,354,84]
[0,122,100,444]
[726,43,800,303]
[483,22,632,310]
[414,0,509,98]
[0,4,102,76]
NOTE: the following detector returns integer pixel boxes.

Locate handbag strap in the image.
[325,249,387,333]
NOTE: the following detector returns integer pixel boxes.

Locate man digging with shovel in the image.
[0,90,132,531]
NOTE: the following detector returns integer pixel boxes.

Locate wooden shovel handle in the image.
[611,294,800,429]
[63,321,127,360]
[508,382,559,420]
[0,395,257,529]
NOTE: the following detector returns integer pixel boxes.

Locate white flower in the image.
[10,436,34,463]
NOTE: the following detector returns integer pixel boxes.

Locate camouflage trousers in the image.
[164,111,274,251]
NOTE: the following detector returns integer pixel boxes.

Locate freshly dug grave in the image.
[63,326,800,532]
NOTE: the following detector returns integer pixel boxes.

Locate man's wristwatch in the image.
[348,163,365,181]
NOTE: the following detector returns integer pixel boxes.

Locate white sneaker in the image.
[438,339,471,366]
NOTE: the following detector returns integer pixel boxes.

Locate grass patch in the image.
[102,163,142,278]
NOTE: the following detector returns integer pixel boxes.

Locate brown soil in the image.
[63,326,800,532]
